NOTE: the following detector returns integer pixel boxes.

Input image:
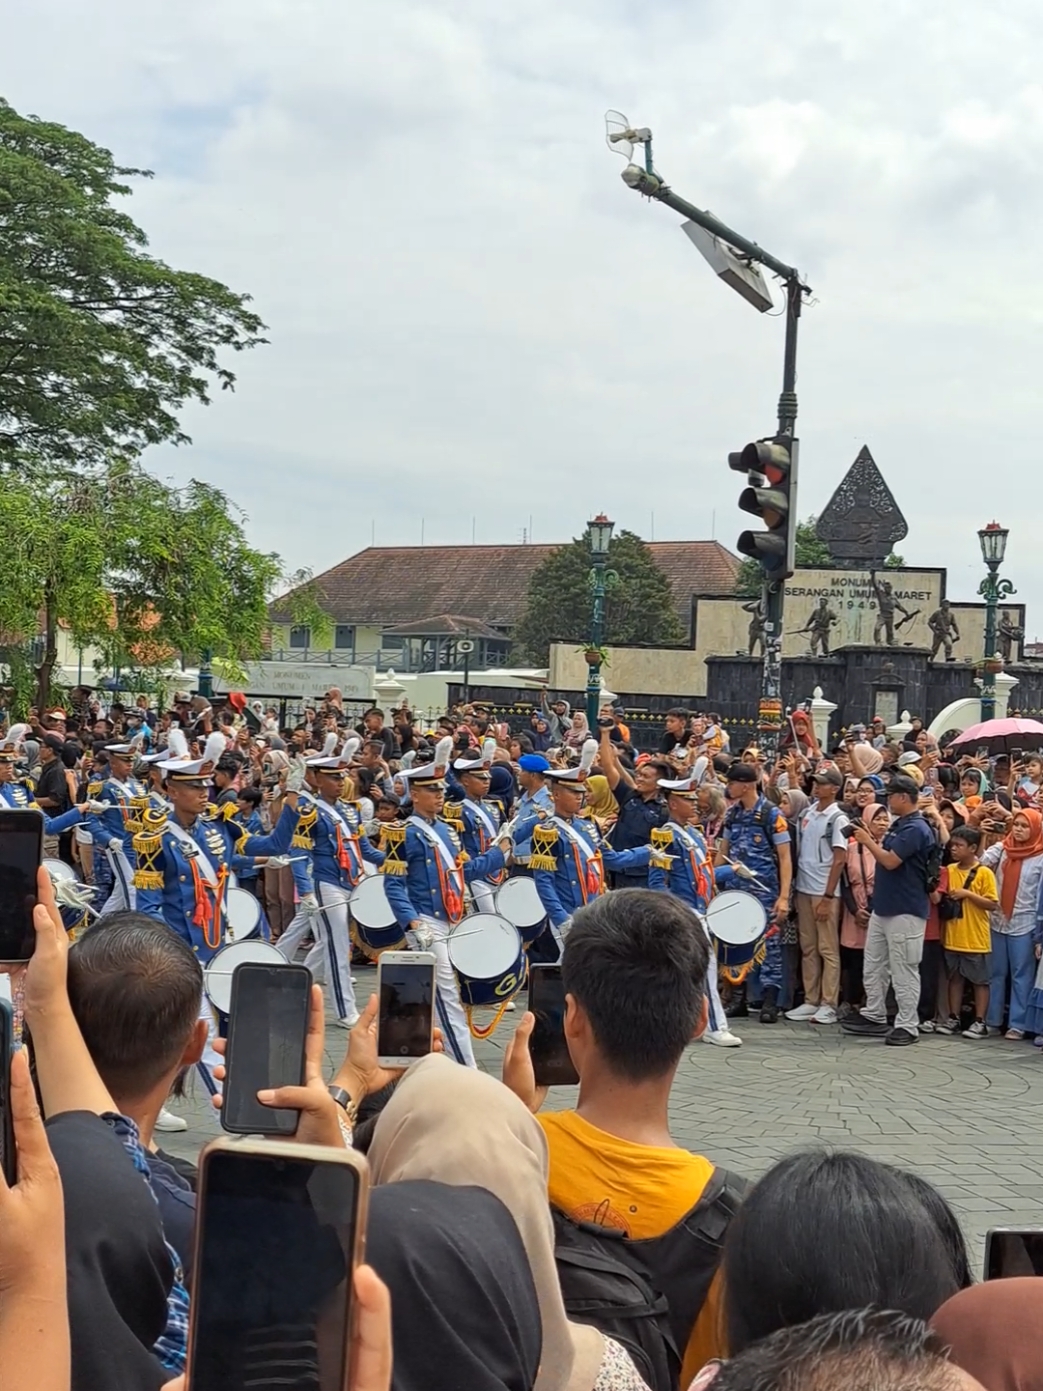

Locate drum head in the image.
[448,914,523,979]
[42,859,77,885]
[350,875,398,930]
[495,877,546,931]
[204,941,284,1014]
[225,887,261,942]
[707,890,767,945]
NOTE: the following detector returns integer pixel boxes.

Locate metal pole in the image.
[586,557,607,727]
[980,565,999,723]
[198,649,213,699]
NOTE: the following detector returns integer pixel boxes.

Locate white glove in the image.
[412,924,434,950]
[734,862,756,880]
[86,801,110,814]
[300,892,319,913]
[559,915,574,939]
[285,761,306,793]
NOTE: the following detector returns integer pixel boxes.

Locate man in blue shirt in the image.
[842,775,936,1046]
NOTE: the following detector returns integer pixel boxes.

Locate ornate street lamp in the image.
[978,521,1014,722]
[584,515,615,727]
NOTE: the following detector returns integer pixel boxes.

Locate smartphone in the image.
[222,962,312,1135]
[0,810,43,963]
[0,1001,14,1188]
[1011,748,1024,762]
[376,950,436,1068]
[188,1138,368,1391]
[985,1226,1043,1280]
[528,963,579,1087]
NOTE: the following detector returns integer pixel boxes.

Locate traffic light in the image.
[728,435,798,582]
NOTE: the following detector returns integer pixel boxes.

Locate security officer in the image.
[447,738,506,911]
[87,741,150,913]
[714,761,792,1023]
[0,724,92,833]
[511,753,553,874]
[381,741,510,1068]
[528,739,656,961]
[133,733,305,1091]
[648,773,740,1048]
[284,743,385,1029]
[596,721,669,888]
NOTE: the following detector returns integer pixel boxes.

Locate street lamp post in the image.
[585,515,615,728]
[977,521,1014,723]
[198,649,214,700]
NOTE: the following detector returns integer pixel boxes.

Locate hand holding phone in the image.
[221,965,313,1136]
[985,1226,1043,1279]
[527,964,579,1088]
[0,811,43,964]
[376,952,435,1068]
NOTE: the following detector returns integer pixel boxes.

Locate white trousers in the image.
[276,907,313,962]
[196,991,224,1095]
[409,916,475,1069]
[100,841,137,914]
[313,881,358,1023]
[700,914,728,1032]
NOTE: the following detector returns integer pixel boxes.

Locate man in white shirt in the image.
[786,767,848,1026]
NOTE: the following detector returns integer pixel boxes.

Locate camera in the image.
[837,821,859,838]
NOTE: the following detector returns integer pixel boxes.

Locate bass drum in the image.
[204,940,285,1020]
[447,913,527,1009]
[349,875,406,957]
[706,890,768,977]
[494,876,548,946]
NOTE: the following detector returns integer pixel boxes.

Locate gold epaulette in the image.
[380,822,408,875]
[530,822,559,872]
[651,826,675,850]
[441,802,465,834]
[132,808,168,890]
[219,801,239,822]
[291,801,318,850]
[87,780,104,799]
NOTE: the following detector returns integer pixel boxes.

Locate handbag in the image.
[938,866,980,922]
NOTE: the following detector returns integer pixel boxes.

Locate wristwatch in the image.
[327,1084,359,1125]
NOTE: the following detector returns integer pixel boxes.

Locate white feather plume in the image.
[433,735,453,773]
[400,749,417,769]
[3,723,29,750]
[578,738,598,778]
[165,727,189,760]
[481,736,497,766]
[321,731,337,757]
[201,732,227,768]
[340,735,361,760]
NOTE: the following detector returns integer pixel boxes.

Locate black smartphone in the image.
[221,962,312,1136]
[985,1226,1043,1280]
[528,963,579,1087]
[0,1001,14,1187]
[0,810,43,963]
[188,1139,368,1391]
[377,951,436,1067]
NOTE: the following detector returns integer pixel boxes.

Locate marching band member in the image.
[132,733,305,1091]
[284,736,384,1030]
[648,773,741,1048]
[447,737,506,911]
[381,739,510,1068]
[511,753,553,874]
[86,741,150,913]
[528,739,655,961]
[0,725,93,833]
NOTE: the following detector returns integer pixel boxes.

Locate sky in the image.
[6,1,1043,630]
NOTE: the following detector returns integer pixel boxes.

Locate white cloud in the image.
[6,0,1043,632]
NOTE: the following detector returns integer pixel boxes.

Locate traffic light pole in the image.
[622,167,808,760]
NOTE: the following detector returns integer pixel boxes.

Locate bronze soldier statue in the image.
[742,599,766,658]
[997,613,1024,665]
[870,570,914,646]
[798,599,838,657]
[928,600,960,662]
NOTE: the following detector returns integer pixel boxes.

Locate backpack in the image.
[551,1167,747,1391]
[924,836,945,893]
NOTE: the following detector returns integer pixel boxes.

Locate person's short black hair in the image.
[376,795,400,810]
[67,913,203,1102]
[711,1308,962,1391]
[722,1151,960,1352]
[365,707,385,720]
[215,754,241,776]
[237,785,263,808]
[561,889,708,1082]
[511,732,534,754]
[894,1169,973,1290]
[949,824,981,850]
[41,733,64,754]
[665,707,690,721]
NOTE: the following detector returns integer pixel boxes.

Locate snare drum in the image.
[494,877,548,946]
[204,940,285,1020]
[349,875,406,957]
[447,913,527,1008]
[42,859,77,887]
[225,886,262,943]
[706,891,768,981]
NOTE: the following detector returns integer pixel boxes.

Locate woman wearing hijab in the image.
[366,1182,542,1391]
[980,808,1043,1039]
[931,1276,1043,1391]
[529,714,554,754]
[565,711,591,751]
[839,803,889,1016]
[368,1053,649,1391]
[584,773,618,829]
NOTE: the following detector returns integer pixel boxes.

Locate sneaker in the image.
[919,1019,937,1034]
[155,1107,187,1133]
[964,1019,988,1039]
[703,1028,743,1048]
[504,1000,517,1011]
[759,1001,779,1024]
[334,1013,362,1030]
[1005,1028,1025,1040]
[935,1015,961,1035]
[885,1026,918,1046]
[786,1003,819,1021]
[840,1014,889,1037]
[811,1005,838,1025]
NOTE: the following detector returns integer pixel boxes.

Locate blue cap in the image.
[518,753,550,773]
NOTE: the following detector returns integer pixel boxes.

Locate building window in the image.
[289,625,310,649]
[334,625,355,652]
[381,635,406,657]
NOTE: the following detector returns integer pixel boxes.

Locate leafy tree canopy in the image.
[514,529,685,664]
[0,97,266,469]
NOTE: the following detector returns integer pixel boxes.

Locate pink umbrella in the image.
[948,717,1043,755]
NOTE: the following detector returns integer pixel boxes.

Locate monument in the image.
[815,445,908,569]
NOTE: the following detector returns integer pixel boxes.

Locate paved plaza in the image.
[165,963,1043,1271]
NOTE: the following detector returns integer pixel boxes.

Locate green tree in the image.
[0,463,287,710]
[0,97,265,470]
[735,515,834,596]
[513,530,685,664]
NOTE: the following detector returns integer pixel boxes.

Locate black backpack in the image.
[552,1167,747,1391]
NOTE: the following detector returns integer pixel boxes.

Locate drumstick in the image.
[717,857,772,894]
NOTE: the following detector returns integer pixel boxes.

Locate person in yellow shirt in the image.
[503,889,744,1387]
[938,825,999,1039]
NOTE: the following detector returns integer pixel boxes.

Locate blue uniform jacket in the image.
[134,804,301,961]
[235,811,265,881]
[647,821,714,913]
[289,794,385,896]
[0,780,83,835]
[86,774,149,854]
[531,815,651,928]
[381,817,506,928]
[512,786,553,865]
[718,795,790,911]
[446,797,506,884]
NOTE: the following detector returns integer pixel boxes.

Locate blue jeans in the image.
[987,932,1037,1032]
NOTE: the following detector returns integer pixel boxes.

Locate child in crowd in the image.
[935,825,998,1038]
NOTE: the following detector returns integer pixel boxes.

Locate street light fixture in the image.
[977,521,1015,723]
[585,515,615,726]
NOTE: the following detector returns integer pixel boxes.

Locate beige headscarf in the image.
[368,1054,605,1391]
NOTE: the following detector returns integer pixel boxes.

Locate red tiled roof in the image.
[272,541,739,629]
